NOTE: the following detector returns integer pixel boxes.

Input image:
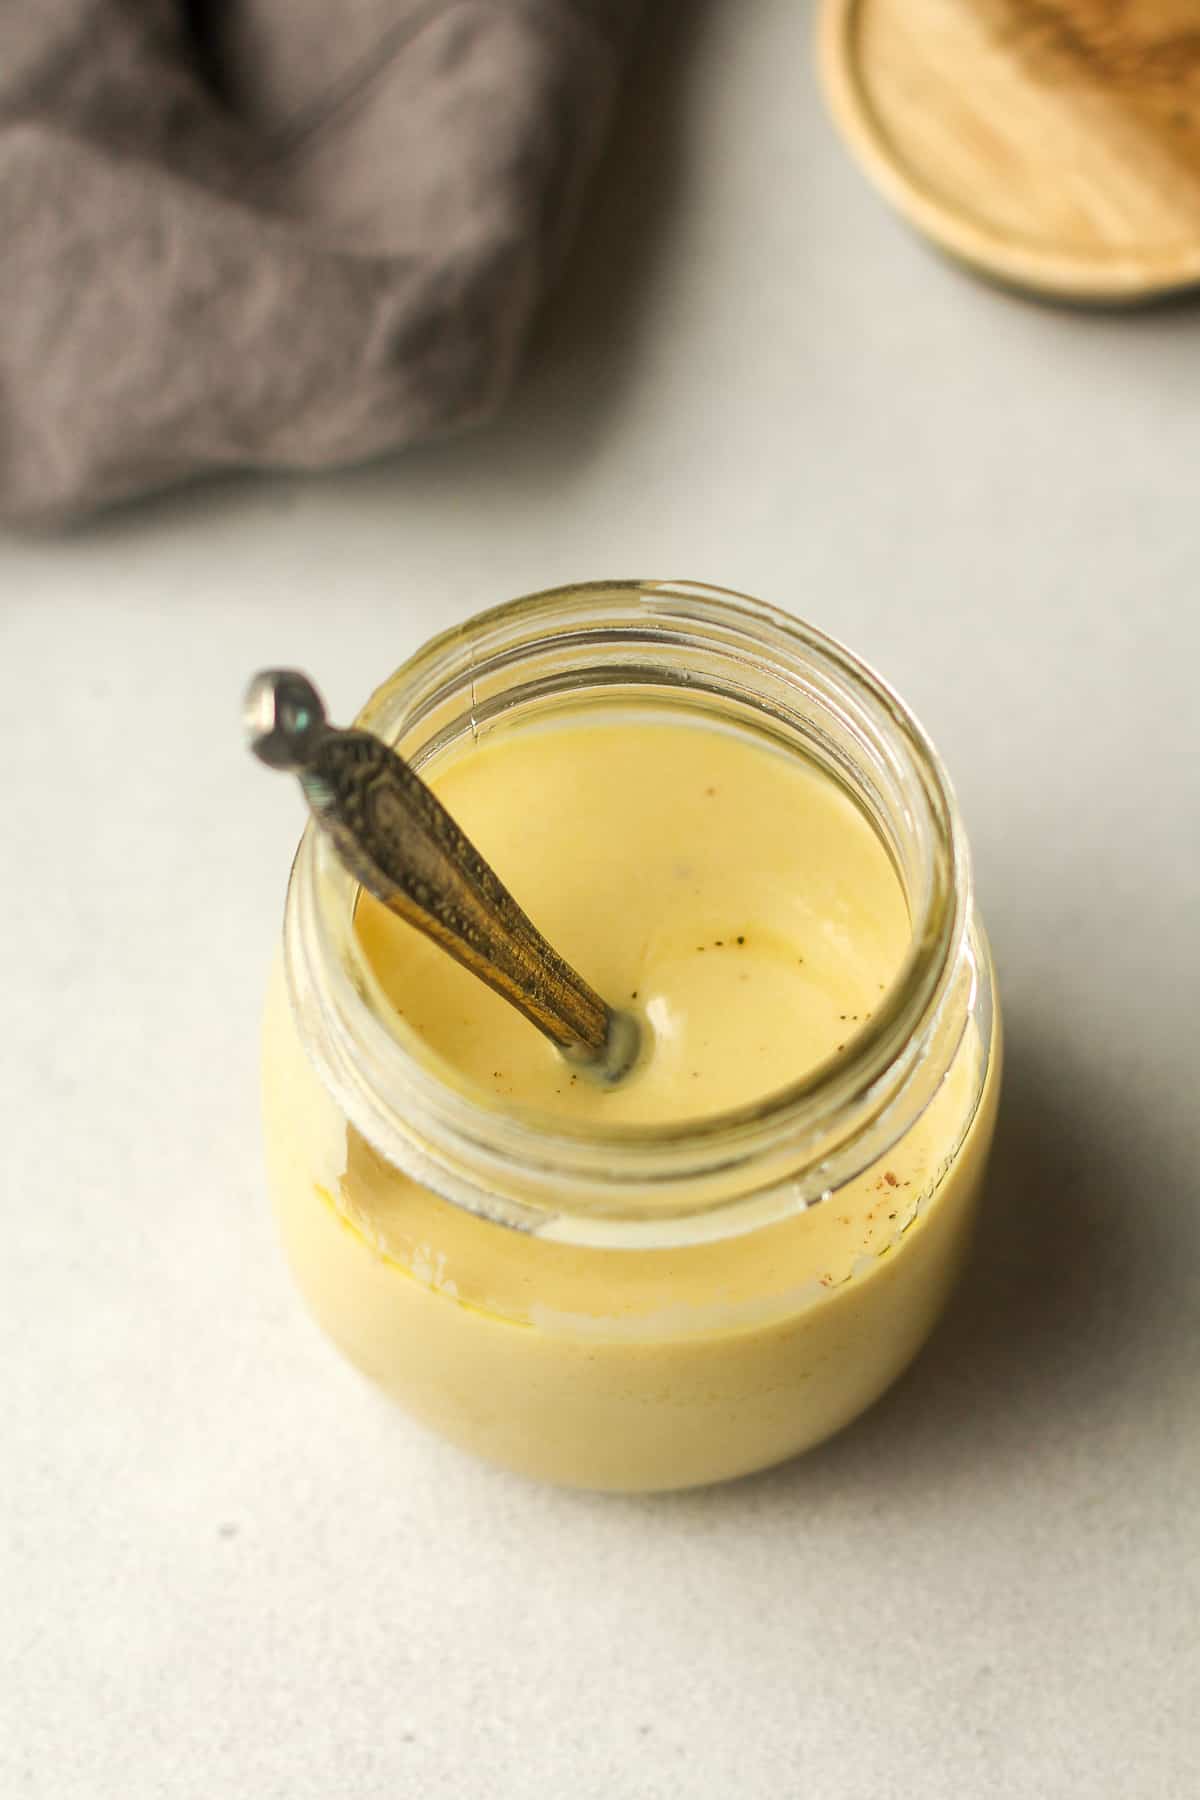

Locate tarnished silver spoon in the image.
[245,669,641,1084]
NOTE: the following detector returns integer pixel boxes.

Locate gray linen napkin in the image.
[0,1,639,524]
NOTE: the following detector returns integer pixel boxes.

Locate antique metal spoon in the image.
[244,670,641,1083]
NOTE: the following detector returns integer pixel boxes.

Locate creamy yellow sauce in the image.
[263,704,999,1490]
[356,710,911,1125]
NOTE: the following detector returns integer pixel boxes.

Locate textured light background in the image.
[3,3,1198,1794]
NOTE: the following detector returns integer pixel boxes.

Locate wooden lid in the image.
[818,0,1200,303]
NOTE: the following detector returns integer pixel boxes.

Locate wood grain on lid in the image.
[818,0,1200,302]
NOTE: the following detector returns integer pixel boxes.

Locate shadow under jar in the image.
[261,581,1001,1491]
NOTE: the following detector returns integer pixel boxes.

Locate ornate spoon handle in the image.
[245,670,640,1082]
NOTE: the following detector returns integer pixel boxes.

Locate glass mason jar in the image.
[261,581,1001,1491]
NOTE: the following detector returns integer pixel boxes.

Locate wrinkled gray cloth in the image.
[0,1,639,524]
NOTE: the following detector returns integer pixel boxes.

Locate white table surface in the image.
[4,6,1199,1796]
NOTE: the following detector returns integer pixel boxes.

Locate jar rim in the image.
[283,581,980,1241]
